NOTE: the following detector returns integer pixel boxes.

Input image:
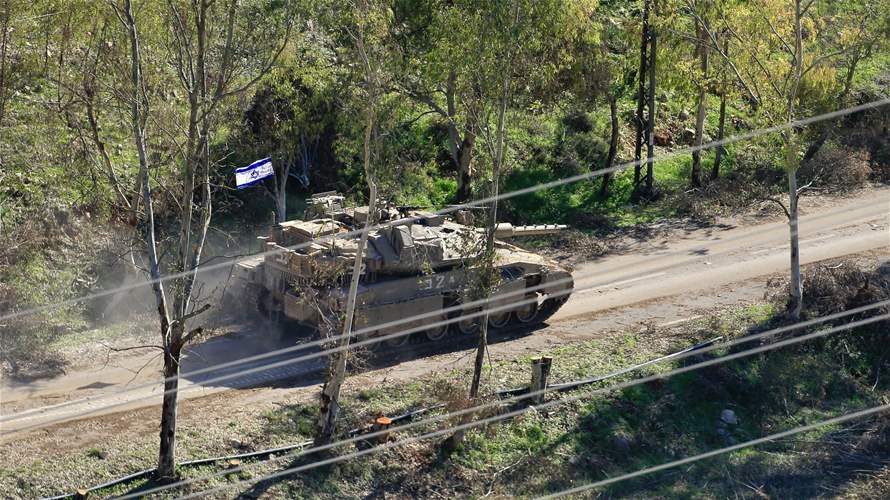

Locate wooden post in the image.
[530,357,552,404]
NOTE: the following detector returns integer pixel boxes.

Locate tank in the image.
[231,192,573,346]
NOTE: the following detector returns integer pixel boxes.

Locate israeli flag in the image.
[235,157,274,189]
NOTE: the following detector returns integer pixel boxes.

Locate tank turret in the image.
[233,193,574,347]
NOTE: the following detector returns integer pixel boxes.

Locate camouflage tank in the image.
[232,191,573,346]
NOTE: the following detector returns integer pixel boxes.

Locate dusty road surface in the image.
[1,188,888,440]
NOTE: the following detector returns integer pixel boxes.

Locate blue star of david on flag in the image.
[234,157,274,188]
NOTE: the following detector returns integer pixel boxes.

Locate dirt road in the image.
[1,188,887,440]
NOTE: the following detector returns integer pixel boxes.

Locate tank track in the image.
[237,294,571,387]
[270,291,571,350]
[388,293,569,345]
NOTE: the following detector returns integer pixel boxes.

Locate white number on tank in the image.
[420,275,448,290]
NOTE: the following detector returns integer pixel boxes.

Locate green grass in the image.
[2,300,887,498]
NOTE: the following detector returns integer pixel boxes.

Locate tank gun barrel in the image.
[489,223,569,239]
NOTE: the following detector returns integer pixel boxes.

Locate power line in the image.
[172,312,890,499]
[536,403,890,499]
[0,271,660,433]
[0,97,885,496]
[125,310,890,498]
[6,99,885,430]
[43,337,714,500]
[7,260,888,437]
[2,97,886,324]
[5,194,881,430]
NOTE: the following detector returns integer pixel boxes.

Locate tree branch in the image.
[759,196,791,219]
[100,342,164,352]
[181,326,205,346]
[179,302,211,323]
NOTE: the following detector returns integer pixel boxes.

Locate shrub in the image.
[800,143,872,191]
[554,132,609,178]
[561,112,594,133]
[767,261,890,382]
[870,140,890,183]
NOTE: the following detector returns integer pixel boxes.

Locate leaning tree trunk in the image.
[447,47,512,452]
[633,0,650,187]
[712,37,728,180]
[470,95,507,400]
[0,0,9,128]
[316,25,379,442]
[645,25,657,195]
[691,17,709,188]
[601,94,619,198]
[315,178,376,445]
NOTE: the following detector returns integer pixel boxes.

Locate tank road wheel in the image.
[487,310,511,329]
[514,299,539,324]
[385,331,412,348]
[456,310,481,336]
[425,316,450,341]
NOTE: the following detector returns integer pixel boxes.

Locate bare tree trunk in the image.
[786,0,804,321]
[470,90,507,400]
[157,338,182,478]
[117,0,282,479]
[787,169,802,319]
[633,0,650,187]
[600,94,619,198]
[712,36,728,181]
[691,16,709,188]
[276,188,287,223]
[316,180,376,445]
[269,153,290,223]
[0,0,10,128]
[455,115,477,203]
[119,0,175,479]
[645,24,657,195]
[316,166,377,444]
[448,0,519,450]
[317,3,379,444]
[121,0,168,325]
[436,71,476,203]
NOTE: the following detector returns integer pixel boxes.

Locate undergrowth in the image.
[4,278,889,499]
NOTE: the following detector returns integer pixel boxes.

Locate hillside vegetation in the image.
[1,1,888,343]
[3,259,889,498]
[1,0,889,497]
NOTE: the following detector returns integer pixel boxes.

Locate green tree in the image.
[714,0,882,318]
[315,0,389,447]
[112,0,291,478]
[390,0,597,202]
